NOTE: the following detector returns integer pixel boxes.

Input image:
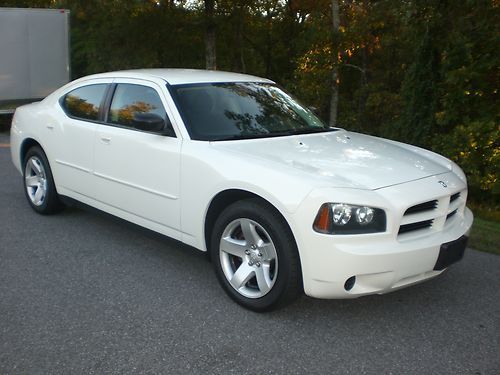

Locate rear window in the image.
[61,84,108,121]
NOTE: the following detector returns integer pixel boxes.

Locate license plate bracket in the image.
[434,235,468,271]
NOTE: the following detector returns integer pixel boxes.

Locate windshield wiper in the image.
[277,127,338,136]
[209,133,271,141]
[209,127,338,141]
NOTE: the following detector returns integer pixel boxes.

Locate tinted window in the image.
[108,84,167,127]
[62,84,107,121]
[170,82,331,141]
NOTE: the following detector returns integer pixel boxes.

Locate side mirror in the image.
[162,120,176,137]
[132,113,166,133]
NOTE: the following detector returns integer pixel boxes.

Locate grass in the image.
[469,216,500,255]
[467,201,499,255]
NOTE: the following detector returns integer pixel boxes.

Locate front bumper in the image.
[291,172,474,299]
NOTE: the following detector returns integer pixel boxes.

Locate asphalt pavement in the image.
[0,133,499,374]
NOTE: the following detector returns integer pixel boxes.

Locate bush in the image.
[433,121,499,204]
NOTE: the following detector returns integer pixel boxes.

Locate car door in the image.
[92,79,182,238]
[52,80,109,196]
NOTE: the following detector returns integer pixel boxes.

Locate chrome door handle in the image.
[101,137,111,144]
[46,125,54,130]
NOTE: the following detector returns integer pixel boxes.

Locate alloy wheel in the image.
[24,156,48,206]
[219,218,278,298]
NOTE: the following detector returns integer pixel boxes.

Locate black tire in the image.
[210,198,302,311]
[23,146,64,215]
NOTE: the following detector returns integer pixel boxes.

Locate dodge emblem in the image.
[438,180,448,188]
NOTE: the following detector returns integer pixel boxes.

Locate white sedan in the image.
[10,69,473,311]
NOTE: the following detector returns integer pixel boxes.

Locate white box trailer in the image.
[0,7,70,114]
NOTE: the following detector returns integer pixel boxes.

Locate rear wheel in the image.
[23,146,63,214]
[211,199,301,311]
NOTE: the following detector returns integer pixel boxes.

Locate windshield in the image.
[169,82,335,141]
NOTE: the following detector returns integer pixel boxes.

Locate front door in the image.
[92,79,182,238]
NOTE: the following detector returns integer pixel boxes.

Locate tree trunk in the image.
[265,7,272,77]
[232,3,246,72]
[357,46,368,127]
[329,0,340,127]
[205,0,217,70]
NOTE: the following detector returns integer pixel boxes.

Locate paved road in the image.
[0,133,499,374]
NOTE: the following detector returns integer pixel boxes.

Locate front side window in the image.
[108,84,167,127]
[62,84,108,121]
[170,82,333,141]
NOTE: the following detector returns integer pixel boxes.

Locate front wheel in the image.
[211,199,302,311]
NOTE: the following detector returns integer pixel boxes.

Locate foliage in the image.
[2,0,499,206]
[398,10,440,148]
[469,218,500,254]
[434,121,500,203]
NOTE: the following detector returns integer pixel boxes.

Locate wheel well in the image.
[20,138,42,166]
[204,189,291,252]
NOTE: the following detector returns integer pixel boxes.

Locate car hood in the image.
[211,130,451,190]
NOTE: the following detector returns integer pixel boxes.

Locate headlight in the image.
[313,203,386,234]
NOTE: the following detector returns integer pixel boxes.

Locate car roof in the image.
[82,69,274,85]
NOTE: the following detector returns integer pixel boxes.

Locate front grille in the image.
[398,219,434,235]
[446,209,458,220]
[450,192,460,203]
[398,190,465,239]
[404,200,438,215]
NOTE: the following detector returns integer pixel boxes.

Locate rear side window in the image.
[62,84,108,121]
[108,84,167,127]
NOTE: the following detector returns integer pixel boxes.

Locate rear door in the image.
[92,78,182,237]
[53,80,109,196]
